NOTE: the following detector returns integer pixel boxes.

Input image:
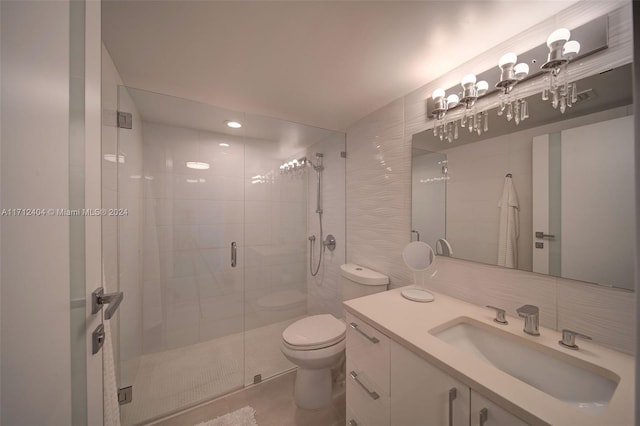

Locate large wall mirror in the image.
[412,63,635,290]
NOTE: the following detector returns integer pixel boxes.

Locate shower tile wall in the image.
[142,122,245,353]
[306,134,346,318]
[243,141,307,334]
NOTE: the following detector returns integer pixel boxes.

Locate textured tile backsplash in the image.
[345,3,635,354]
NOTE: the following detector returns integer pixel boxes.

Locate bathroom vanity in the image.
[343,289,634,426]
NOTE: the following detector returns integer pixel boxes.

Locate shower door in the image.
[109,87,324,424]
[111,87,247,425]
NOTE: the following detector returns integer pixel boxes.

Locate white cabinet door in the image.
[470,390,530,426]
[390,342,469,426]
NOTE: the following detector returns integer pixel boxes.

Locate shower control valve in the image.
[323,234,336,251]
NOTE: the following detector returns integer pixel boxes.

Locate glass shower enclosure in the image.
[103,86,343,424]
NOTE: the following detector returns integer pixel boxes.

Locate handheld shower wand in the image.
[310,153,325,276]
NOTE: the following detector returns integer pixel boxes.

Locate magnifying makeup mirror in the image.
[402,241,436,302]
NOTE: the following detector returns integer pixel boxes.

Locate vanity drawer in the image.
[346,312,389,394]
[346,407,365,426]
[346,363,390,426]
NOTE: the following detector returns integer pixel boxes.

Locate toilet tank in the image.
[340,263,389,302]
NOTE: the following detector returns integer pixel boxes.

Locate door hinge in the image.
[118,386,133,405]
[253,374,262,384]
[341,151,347,158]
[117,111,133,129]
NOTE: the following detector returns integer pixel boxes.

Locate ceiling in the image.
[125,86,339,158]
[102,1,579,131]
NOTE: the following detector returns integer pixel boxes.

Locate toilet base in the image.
[293,367,332,410]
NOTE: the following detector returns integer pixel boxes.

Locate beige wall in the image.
[346,2,635,354]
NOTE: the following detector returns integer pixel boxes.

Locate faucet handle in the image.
[516,304,539,317]
[486,305,508,325]
[559,329,592,350]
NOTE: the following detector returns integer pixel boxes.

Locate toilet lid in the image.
[282,314,346,348]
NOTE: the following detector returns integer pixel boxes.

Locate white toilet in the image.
[281,263,389,409]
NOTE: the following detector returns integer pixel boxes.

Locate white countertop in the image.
[344,287,634,426]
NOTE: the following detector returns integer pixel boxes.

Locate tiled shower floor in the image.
[121,317,302,425]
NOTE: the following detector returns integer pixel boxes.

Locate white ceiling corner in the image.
[102,0,580,131]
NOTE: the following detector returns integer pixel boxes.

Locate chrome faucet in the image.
[516,305,540,336]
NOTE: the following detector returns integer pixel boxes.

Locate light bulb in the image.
[498,52,517,68]
[514,63,529,79]
[563,40,581,57]
[225,120,242,128]
[446,94,459,108]
[432,88,446,100]
[461,74,476,87]
[476,80,489,95]
[547,28,570,47]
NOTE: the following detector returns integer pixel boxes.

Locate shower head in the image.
[312,153,324,171]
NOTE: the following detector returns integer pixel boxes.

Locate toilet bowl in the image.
[280,314,346,410]
[281,263,389,410]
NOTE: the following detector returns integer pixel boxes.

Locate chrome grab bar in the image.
[349,371,379,400]
[448,387,457,426]
[349,322,380,343]
[91,287,124,320]
[231,242,237,268]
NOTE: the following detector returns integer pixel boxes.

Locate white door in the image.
[532,135,550,275]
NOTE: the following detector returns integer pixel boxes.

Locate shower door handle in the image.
[231,242,237,268]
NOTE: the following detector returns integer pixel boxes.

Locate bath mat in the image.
[194,406,258,426]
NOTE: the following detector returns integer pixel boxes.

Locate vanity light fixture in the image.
[541,28,581,113]
[496,52,531,125]
[431,76,489,143]
[426,16,607,144]
[459,75,489,138]
[225,120,242,128]
[279,156,308,174]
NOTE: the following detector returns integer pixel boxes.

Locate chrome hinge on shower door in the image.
[118,386,133,405]
[117,111,133,129]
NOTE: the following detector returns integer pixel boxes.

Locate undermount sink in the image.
[430,317,619,415]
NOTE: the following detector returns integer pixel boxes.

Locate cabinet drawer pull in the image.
[348,420,358,426]
[349,322,380,343]
[448,387,457,426]
[479,407,488,426]
[349,371,380,400]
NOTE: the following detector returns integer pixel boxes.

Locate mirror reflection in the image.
[411,64,634,290]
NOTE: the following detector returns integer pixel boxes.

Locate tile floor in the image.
[121,317,303,425]
[150,371,346,426]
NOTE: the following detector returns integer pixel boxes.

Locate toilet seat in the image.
[282,314,346,351]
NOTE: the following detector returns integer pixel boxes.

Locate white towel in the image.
[497,176,520,268]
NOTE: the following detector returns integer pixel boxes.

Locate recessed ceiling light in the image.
[186,161,210,170]
[219,143,230,147]
[225,120,242,129]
